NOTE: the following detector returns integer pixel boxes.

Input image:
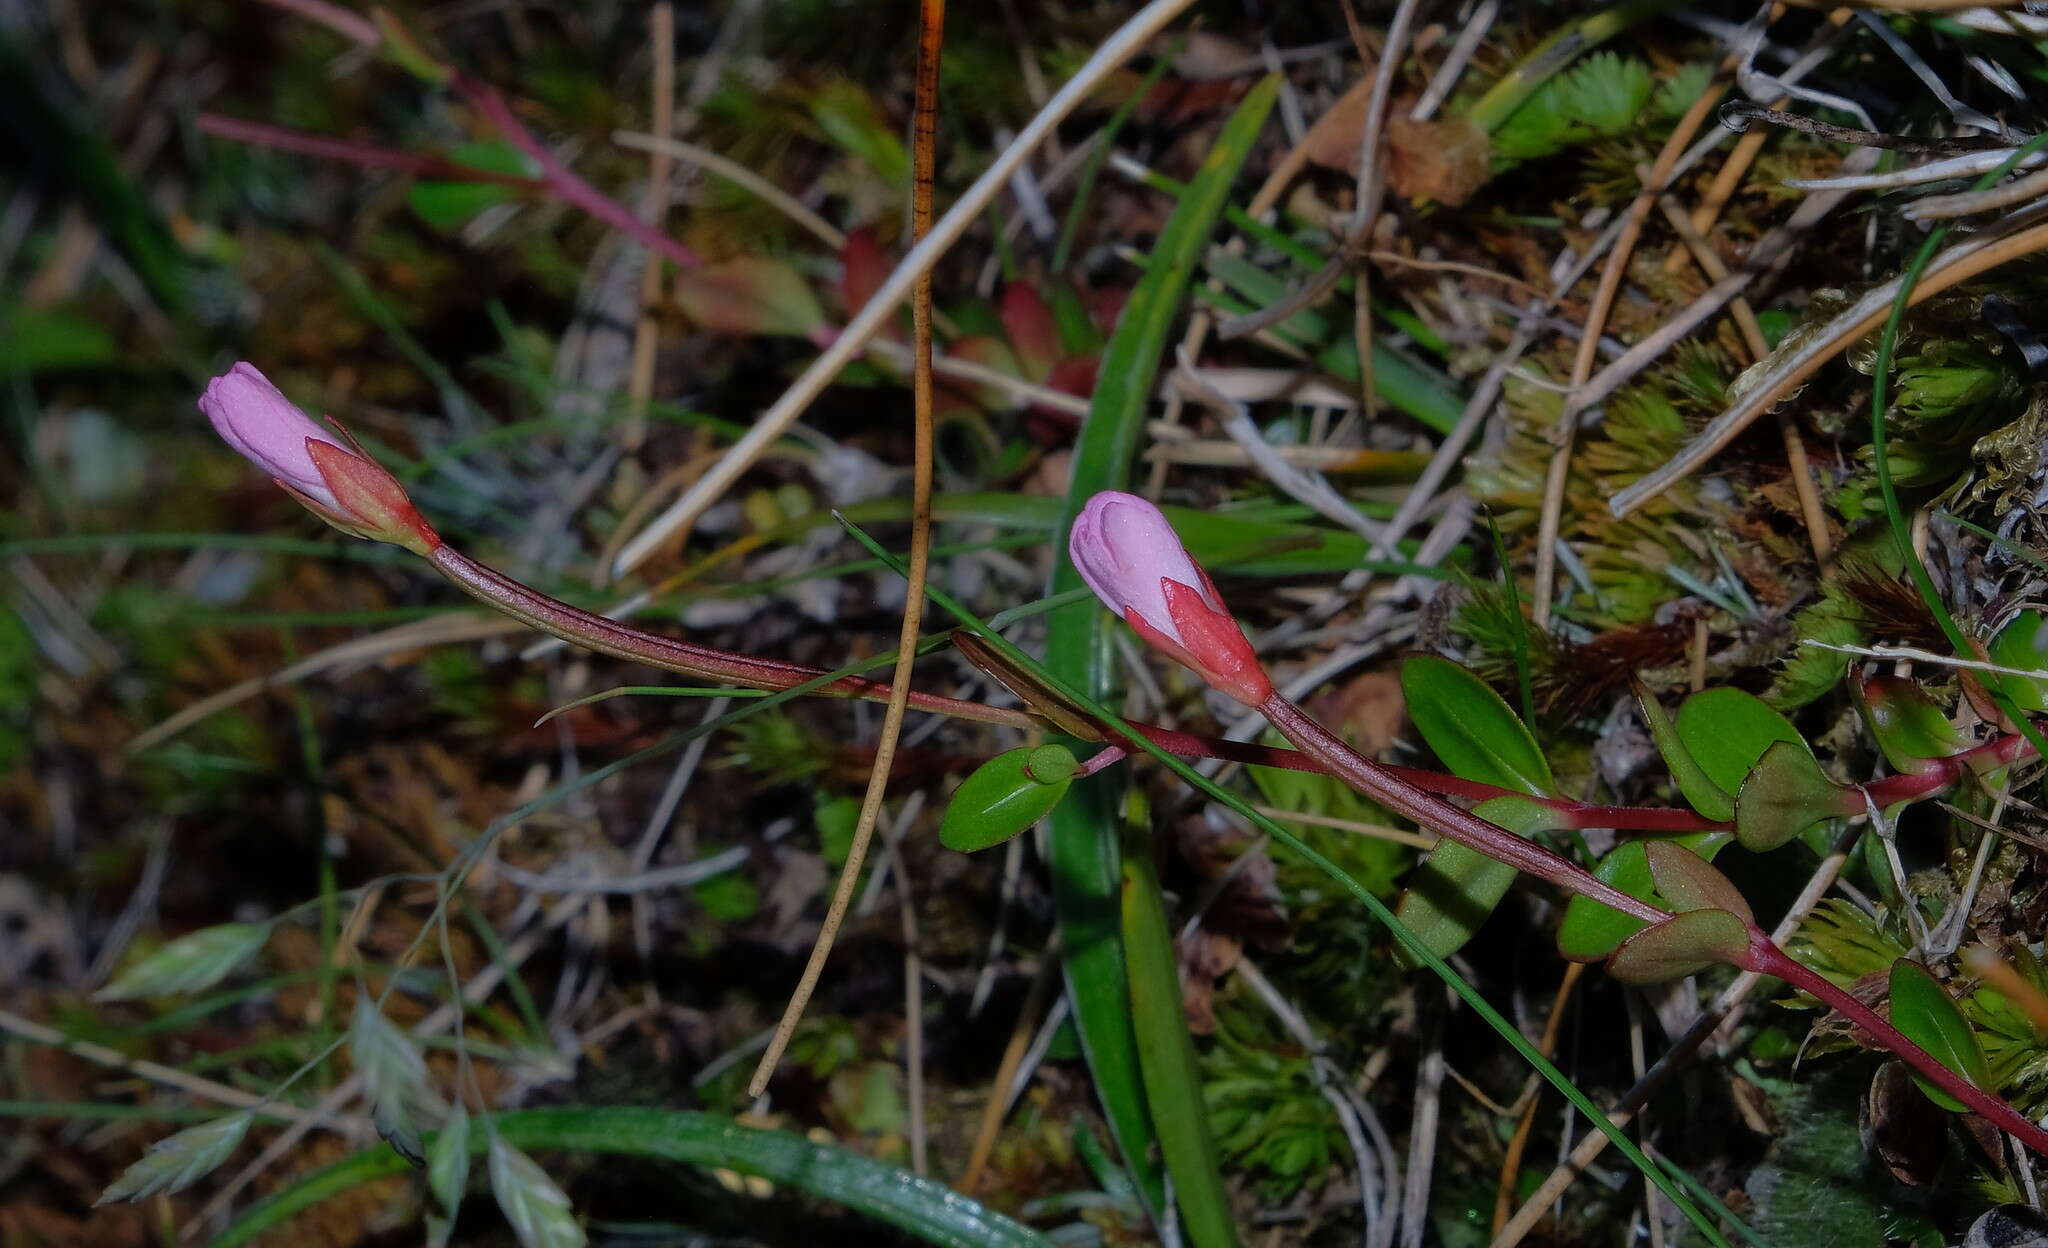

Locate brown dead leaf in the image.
[1302,75,1376,176]
[1177,926,1241,1035]
[1385,115,1492,207]
[1311,671,1406,756]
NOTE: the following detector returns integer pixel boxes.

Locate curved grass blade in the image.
[1041,73,1278,1234]
[208,1107,1054,1248]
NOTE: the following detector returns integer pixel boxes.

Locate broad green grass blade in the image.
[1122,805,1238,1248]
[1043,74,1278,1236]
[208,1107,1053,1248]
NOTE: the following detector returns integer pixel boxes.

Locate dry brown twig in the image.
[745,0,946,1100]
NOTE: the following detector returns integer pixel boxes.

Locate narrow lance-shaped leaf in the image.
[427,1101,472,1247]
[211,1105,1057,1248]
[99,1111,252,1204]
[1121,802,1240,1248]
[97,922,271,1001]
[489,1136,587,1248]
[1888,959,1994,1113]
[351,997,440,1167]
[1039,71,1281,1224]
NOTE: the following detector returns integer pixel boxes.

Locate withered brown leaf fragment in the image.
[1384,115,1491,207]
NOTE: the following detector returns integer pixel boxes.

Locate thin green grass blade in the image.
[838,518,1731,1248]
[207,1107,1053,1248]
[1042,74,1278,1239]
[1052,44,1178,274]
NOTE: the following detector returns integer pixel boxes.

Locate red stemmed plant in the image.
[1064,489,2048,1157]
[199,363,2048,1157]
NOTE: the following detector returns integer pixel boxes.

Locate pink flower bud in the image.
[199,363,345,509]
[199,363,438,554]
[1068,491,1272,706]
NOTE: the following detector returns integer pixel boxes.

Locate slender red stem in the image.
[1746,935,2048,1156]
[422,542,2037,835]
[197,115,544,189]
[424,544,1037,730]
[1258,692,1670,924]
[455,76,702,270]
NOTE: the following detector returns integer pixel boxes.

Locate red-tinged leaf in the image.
[1733,740,1859,851]
[839,226,889,320]
[999,285,1061,382]
[944,335,1026,410]
[1644,840,1753,924]
[1031,356,1099,427]
[1556,832,1731,961]
[1605,908,1749,984]
[674,257,828,340]
[1088,285,1129,337]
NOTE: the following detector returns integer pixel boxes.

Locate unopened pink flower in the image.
[1068,491,1272,706]
[200,363,346,508]
[199,363,438,553]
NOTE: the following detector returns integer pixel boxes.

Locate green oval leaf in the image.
[1393,795,1557,966]
[1859,675,1964,775]
[1676,687,1807,794]
[1987,611,2048,712]
[407,141,538,230]
[1401,655,1553,796]
[1606,909,1749,985]
[1888,958,1993,1114]
[1556,832,1730,961]
[1633,680,1731,822]
[939,745,1076,852]
[211,1107,1055,1248]
[1734,741,1857,852]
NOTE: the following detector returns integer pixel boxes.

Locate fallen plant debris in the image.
[12,1,2048,1246]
